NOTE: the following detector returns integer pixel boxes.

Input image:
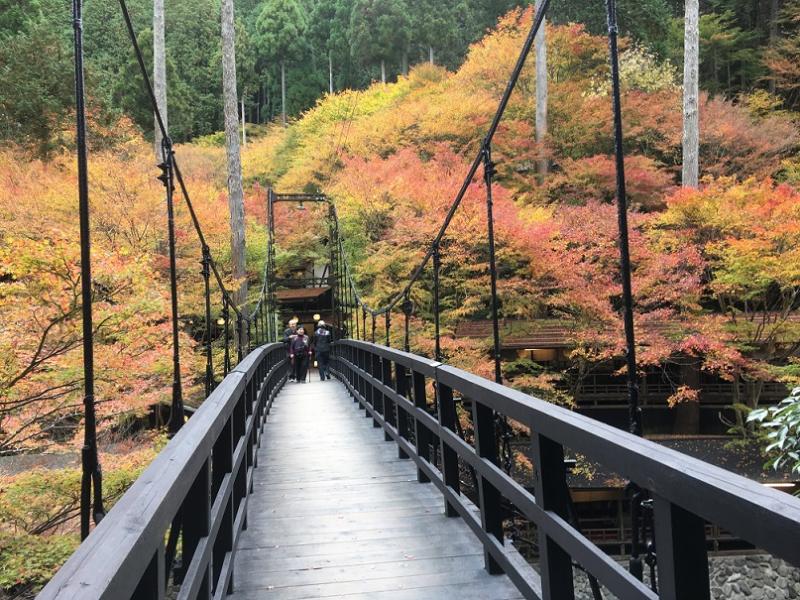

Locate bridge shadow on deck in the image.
[232,377,523,600]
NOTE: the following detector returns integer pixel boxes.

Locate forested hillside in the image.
[247,7,800,409]
[3,0,798,153]
[2,1,800,595]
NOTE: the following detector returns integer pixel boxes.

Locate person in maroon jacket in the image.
[289,327,312,383]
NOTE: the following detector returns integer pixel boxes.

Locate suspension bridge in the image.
[34,0,800,598]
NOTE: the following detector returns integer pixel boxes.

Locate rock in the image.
[723,583,733,596]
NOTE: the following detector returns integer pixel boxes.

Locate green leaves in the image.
[749,387,800,476]
[254,0,309,65]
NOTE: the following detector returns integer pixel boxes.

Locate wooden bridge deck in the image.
[231,377,524,600]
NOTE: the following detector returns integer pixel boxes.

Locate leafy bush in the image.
[0,531,78,594]
[749,387,800,477]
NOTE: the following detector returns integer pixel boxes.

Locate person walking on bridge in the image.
[290,326,311,383]
[283,318,298,381]
[313,320,332,381]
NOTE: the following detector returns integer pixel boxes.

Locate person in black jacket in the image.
[290,327,311,383]
[313,320,332,381]
[283,319,298,381]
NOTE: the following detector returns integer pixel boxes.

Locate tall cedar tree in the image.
[221,0,248,341]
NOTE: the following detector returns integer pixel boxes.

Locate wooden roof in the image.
[275,286,331,302]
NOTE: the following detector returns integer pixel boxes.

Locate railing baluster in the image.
[436,381,460,517]
[131,542,165,600]
[412,371,432,483]
[233,389,247,538]
[381,356,394,442]
[532,433,575,599]
[395,362,410,459]
[472,400,504,575]
[653,494,710,600]
[371,353,382,428]
[358,348,366,404]
[182,458,212,600]
[212,417,233,594]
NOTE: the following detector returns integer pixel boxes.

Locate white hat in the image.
[317,320,326,326]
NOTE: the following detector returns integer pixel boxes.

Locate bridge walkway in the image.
[232,377,523,600]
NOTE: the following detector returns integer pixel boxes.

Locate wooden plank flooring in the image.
[231,377,524,599]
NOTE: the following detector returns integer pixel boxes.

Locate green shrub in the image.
[0,531,78,593]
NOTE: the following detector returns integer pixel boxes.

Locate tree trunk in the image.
[153,0,167,159]
[329,52,334,94]
[220,0,247,347]
[769,0,781,93]
[682,0,700,188]
[401,51,408,76]
[281,61,287,127]
[429,45,434,65]
[380,59,386,84]
[534,4,548,180]
[241,94,246,146]
[256,83,261,124]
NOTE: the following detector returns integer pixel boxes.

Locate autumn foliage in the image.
[2,5,800,594]
[244,6,800,411]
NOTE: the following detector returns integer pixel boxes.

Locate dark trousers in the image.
[293,355,309,382]
[317,351,331,380]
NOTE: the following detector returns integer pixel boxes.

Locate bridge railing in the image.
[37,343,289,600]
[332,339,800,600]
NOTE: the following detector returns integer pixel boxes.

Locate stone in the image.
[723,583,733,596]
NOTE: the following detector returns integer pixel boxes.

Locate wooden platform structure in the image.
[232,378,523,600]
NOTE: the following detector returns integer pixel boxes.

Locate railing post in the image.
[436,381,460,517]
[472,399,504,575]
[371,313,376,344]
[412,371,431,483]
[532,433,575,598]
[385,311,391,348]
[653,495,710,600]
